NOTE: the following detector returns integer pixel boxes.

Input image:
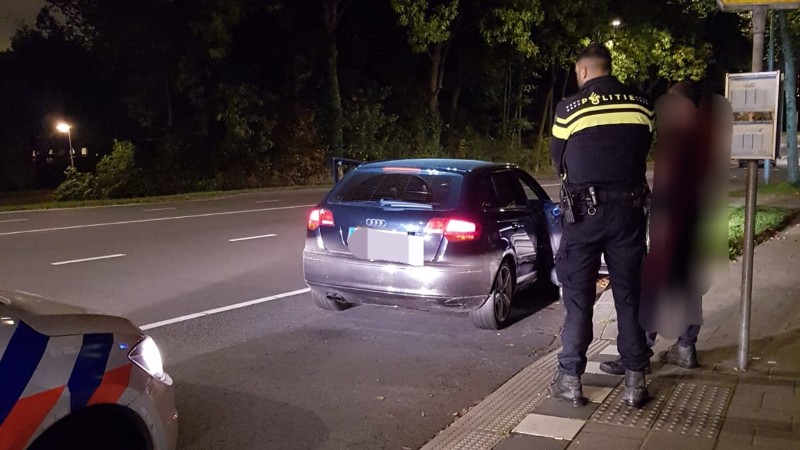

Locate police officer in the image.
[549,43,653,408]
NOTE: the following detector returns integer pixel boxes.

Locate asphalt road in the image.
[0,179,568,450]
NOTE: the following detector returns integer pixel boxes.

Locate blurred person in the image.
[549,43,653,408]
[599,81,733,375]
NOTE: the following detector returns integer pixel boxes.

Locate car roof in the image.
[357,158,515,174]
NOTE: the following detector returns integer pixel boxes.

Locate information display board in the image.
[725,71,781,160]
[717,0,800,10]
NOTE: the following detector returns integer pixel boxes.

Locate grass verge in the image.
[728,206,797,260]
[729,181,800,198]
[0,183,333,213]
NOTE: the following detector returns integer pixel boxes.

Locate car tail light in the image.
[308,208,335,230]
[424,218,480,241]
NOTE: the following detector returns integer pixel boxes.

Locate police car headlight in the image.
[128,336,164,379]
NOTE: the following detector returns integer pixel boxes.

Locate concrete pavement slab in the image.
[641,431,716,450]
[534,397,598,421]
[578,422,650,440]
[580,373,622,388]
[494,434,569,450]
[567,431,643,450]
[582,386,613,404]
[512,414,585,440]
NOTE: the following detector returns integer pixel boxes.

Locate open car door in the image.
[331,157,364,183]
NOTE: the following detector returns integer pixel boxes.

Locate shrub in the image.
[95,140,144,198]
[53,166,97,201]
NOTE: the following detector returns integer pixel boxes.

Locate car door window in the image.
[491,171,528,209]
[515,170,550,204]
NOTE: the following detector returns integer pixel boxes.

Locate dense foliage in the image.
[0,0,752,198]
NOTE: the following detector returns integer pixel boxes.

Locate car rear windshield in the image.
[328,170,462,210]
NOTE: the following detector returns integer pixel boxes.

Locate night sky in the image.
[0,0,44,50]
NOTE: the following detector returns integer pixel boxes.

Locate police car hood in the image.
[0,289,143,337]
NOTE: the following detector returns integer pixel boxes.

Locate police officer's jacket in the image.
[550,75,654,190]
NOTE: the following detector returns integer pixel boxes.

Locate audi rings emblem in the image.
[365,218,387,228]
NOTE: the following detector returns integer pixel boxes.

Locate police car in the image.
[0,290,177,450]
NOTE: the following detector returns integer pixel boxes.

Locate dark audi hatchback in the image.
[302,159,561,329]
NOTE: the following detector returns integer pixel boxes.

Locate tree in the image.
[391,0,459,144]
[301,0,357,156]
[603,25,711,94]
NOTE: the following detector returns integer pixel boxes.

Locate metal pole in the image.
[765,10,774,184]
[67,129,75,168]
[739,5,767,372]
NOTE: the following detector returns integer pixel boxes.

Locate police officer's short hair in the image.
[576,43,612,73]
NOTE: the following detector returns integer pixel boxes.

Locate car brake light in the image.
[382,167,421,173]
[424,218,480,241]
[308,208,335,230]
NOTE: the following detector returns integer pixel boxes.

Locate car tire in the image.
[471,261,515,330]
[29,405,150,450]
[312,290,352,311]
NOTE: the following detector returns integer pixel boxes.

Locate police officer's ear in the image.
[574,62,588,87]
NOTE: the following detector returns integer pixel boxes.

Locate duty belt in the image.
[569,186,649,215]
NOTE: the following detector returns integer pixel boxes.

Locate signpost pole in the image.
[765,10,775,184]
[739,5,768,372]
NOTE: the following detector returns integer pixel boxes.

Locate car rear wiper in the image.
[379,198,433,210]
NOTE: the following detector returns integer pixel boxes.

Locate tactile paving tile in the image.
[451,365,554,433]
[419,427,503,450]
[652,382,732,438]
[421,340,612,449]
[453,340,610,434]
[590,378,675,429]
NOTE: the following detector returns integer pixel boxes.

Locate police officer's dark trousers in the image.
[555,197,650,376]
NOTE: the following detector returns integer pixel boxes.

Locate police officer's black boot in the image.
[599,359,651,376]
[623,370,649,408]
[660,343,699,369]
[550,372,587,407]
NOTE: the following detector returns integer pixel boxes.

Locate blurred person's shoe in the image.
[599,359,651,376]
[659,343,699,369]
[550,372,587,407]
[623,370,649,408]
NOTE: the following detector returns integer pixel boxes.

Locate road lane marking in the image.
[0,204,315,237]
[140,288,311,330]
[142,207,176,212]
[256,199,279,204]
[0,219,29,223]
[228,234,277,242]
[51,254,127,266]
[541,183,559,187]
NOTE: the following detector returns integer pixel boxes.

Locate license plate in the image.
[348,227,424,266]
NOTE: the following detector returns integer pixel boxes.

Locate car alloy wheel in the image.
[493,264,513,323]
[471,261,515,330]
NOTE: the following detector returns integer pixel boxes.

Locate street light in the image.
[56,122,74,168]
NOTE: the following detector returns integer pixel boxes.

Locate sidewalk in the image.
[421,203,800,449]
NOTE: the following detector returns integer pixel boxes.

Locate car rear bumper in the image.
[303,251,494,310]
